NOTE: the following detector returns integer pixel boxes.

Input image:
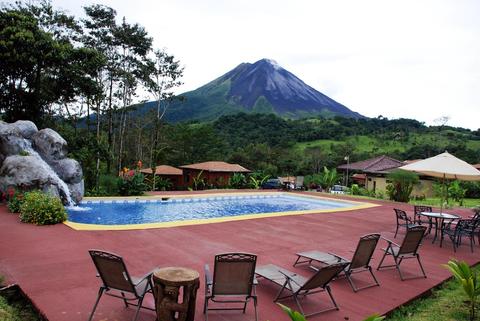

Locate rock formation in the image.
[0,120,83,205]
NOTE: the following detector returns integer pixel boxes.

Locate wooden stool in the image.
[152,267,200,321]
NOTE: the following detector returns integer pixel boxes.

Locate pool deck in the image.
[0,190,478,321]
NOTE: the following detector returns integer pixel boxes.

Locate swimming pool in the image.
[66,193,376,230]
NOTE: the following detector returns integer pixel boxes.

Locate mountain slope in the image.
[140,58,363,122]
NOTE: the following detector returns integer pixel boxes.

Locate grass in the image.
[295,132,480,156]
[410,197,480,209]
[386,265,480,321]
[0,276,42,321]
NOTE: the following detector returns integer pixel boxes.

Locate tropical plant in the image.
[444,260,480,321]
[229,173,247,189]
[278,303,385,321]
[118,173,147,196]
[248,173,270,189]
[192,170,206,191]
[19,191,67,225]
[386,169,419,202]
[155,177,173,191]
[319,167,340,191]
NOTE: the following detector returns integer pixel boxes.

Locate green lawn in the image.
[386,265,480,321]
[410,197,480,209]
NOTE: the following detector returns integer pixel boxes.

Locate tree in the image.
[0,1,102,126]
[386,170,419,202]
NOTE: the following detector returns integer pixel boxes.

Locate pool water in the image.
[67,194,360,226]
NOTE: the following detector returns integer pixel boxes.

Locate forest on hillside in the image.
[1,1,479,195]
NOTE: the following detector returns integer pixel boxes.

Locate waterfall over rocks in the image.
[0,120,83,206]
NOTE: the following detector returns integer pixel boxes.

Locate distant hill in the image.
[137,58,363,122]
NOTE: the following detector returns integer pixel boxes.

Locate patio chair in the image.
[394,208,416,238]
[293,234,381,292]
[413,205,433,233]
[255,262,348,317]
[377,225,427,281]
[204,253,258,321]
[88,250,155,321]
[440,219,480,252]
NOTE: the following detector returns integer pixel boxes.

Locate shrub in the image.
[229,173,247,189]
[386,170,419,202]
[7,191,24,213]
[449,180,466,205]
[19,191,67,225]
[118,173,147,196]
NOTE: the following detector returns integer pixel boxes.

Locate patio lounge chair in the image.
[255,262,348,317]
[377,225,427,281]
[294,234,381,292]
[413,205,433,233]
[204,253,258,321]
[394,208,416,238]
[441,219,480,252]
[88,250,155,321]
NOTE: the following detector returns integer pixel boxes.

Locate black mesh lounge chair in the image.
[394,208,416,238]
[88,250,154,321]
[377,225,427,281]
[204,253,258,321]
[413,205,433,233]
[441,219,480,252]
[294,234,381,292]
[255,262,348,317]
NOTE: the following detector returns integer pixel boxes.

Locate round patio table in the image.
[419,212,461,244]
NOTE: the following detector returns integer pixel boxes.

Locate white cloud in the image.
[52,0,480,129]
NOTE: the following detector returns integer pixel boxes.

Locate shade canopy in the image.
[399,151,480,181]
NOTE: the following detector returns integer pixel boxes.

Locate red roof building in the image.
[179,161,250,188]
[139,165,183,190]
[337,155,434,197]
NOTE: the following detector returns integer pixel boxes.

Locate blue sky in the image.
[51,0,480,129]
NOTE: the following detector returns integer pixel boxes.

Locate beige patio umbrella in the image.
[399,151,480,212]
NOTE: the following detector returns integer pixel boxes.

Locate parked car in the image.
[261,178,282,189]
[331,185,347,194]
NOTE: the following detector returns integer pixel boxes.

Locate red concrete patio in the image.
[0,191,478,321]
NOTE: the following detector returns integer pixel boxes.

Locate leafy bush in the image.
[449,180,466,205]
[350,184,361,195]
[304,174,322,189]
[118,173,147,196]
[7,191,24,213]
[386,170,419,202]
[154,177,173,191]
[229,173,247,189]
[461,181,480,198]
[19,191,67,225]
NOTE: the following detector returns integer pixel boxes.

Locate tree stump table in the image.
[152,267,200,321]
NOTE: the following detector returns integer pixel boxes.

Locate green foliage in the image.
[449,181,467,205]
[192,171,206,191]
[118,173,147,196]
[229,173,247,189]
[278,303,384,321]
[0,291,41,321]
[18,150,30,156]
[247,173,270,189]
[7,191,24,213]
[154,177,173,191]
[304,174,322,189]
[278,303,307,321]
[319,167,340,190]
[19,191,67,225]
[444,260,480,321]
[386,170,419,202]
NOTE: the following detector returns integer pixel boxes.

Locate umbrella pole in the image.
[440,174,445,214]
